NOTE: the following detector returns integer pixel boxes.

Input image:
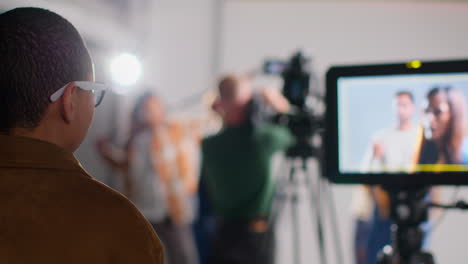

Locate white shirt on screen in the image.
[361,126,419,172]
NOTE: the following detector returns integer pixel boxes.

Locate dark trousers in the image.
[208,219,274,264]
[152,219,199,264]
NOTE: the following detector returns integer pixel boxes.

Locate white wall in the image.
[141,0,216,109]
[221,1,468,75]
[220,1,468,264]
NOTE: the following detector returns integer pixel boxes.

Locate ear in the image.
[60,83,78,124]
[211,98,223,115]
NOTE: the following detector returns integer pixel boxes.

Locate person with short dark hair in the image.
[201,73,293,264]
[0,7,163,264]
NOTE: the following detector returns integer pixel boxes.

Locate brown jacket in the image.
[0,135,164,264]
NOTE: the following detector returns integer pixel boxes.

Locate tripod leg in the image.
[303,160,328,264]
[269,159,291,227]
[289,163,302,264]
[321,177,344,264]
[261,159,291,264]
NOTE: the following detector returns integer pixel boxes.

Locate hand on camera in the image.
[260,87,290,114]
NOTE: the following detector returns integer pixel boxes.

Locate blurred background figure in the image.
[200,73,293,264]
[351,185,374,264]
[96,92,199,264]
[192,90,222,264]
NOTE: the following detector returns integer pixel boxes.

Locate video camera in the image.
[263,51,324,159]
[263,56,468,264]
[264,51,311,109]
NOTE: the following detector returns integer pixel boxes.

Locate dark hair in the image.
[418,86,466,164]
[218,74,245,101]
[0,7,92,133]
[396,90,414,102]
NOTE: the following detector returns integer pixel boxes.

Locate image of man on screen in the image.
[361,91,419,172]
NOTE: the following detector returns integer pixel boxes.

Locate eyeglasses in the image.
[50,81,108,107]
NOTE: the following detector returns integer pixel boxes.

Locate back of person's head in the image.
[0,7,94,151]
[218,73,252,103]
[215,74,253,126]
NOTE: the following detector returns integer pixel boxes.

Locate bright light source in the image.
[110,53,142,90]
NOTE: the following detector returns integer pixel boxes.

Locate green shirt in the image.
[201,123,293,219]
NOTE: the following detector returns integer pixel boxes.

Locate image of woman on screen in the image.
[415,86,468,167]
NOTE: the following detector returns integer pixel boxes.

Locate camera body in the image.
[263,51,324,156]
[264,51,311,110]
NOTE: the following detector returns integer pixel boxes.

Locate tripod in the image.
[270,142,343,264]
[377,185,435,264]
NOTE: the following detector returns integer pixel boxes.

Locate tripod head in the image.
[383,185,430,227]
[283,110,325,160]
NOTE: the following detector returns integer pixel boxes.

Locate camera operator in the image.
[201,73,294,264]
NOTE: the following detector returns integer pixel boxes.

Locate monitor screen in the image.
[325,59,468,185]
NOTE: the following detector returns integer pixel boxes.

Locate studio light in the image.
[110,53,142,93]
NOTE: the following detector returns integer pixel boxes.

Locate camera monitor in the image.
[325,59,468,185]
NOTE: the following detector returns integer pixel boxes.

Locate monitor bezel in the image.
[325,59,468,185]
